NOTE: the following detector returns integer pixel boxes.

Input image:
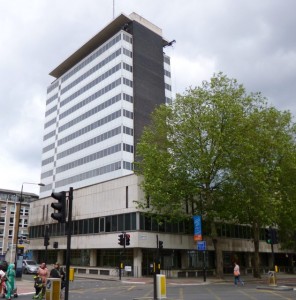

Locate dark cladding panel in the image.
[131,22,166,157]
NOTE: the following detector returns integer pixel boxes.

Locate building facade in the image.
[0,188,37,262]
[30,13,293,277]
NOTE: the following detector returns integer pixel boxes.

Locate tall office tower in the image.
[30,13,177,275]
[39,13,172,197]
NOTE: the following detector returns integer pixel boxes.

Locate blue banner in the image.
[193,215,202,241]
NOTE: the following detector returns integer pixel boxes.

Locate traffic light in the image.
[265,228,272,244]
[158,240,163,250]
[125,234,130,246]
[118,233,124,246]
[51,191,66,223]
[272,229,279,244]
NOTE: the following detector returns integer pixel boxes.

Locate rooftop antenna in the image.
[113,0,115,19]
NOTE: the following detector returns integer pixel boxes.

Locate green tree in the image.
[135,73,296,277]
[222,106,296,277]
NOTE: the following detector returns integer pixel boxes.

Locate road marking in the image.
[205,286,222,300]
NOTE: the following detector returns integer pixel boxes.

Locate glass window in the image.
[105,216,111,232]
[94,218,100,233]
[99,218,105,232]
[118,215,124,231]
[111,215,117,232]
[89,219,94,234]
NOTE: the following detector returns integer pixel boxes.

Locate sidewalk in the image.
[15,272,296,296]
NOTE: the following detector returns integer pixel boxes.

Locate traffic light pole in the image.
[271,243,275,269]
[44,225,50,264]
[153,235,158,300]
[64,187,73,300]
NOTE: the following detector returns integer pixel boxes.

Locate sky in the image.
[0,0,295,195]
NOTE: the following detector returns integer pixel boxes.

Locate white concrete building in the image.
[30,12,292,277]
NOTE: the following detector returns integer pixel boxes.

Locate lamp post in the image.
[15,182,45,278]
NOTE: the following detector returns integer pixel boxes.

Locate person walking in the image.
[5,263,15,300]
[0,265,5,295]
[234,262,244,286]
[37,262,49,298]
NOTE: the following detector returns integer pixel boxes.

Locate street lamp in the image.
[15,182,45,278]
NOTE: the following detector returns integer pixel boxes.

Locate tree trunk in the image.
[210,222,223,278]
[213,238,224,278]
[253,223,261,278]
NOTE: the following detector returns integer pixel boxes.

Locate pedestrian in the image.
[50,262,61,278]
[5,263,15,300]
[0,266,5,295]
[37,262,49,298]
[32,274,43,299]
[233,262,244,286]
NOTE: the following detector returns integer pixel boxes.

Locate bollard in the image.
[69,267,75,281]
[156,274,166,299]
[268,271,277,286]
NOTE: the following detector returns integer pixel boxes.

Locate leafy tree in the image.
[135,73,296,277]
[222,106,296,276]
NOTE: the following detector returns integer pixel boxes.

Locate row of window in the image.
[58,92,132,134]
[30,210,269,246]
[43,78,130,144]
[54,160,129,188]
[56,126,128,160]
[46,92,58,106]
[58,108,132,146]
[61,32,132,83]
[61,48,123,95]
[45,45,130,110]
[165,83,172,91]
[59,62,127,110]
[47,80,59,95]
[164,69,171,78]
[55,142,133,174]
[59,89,132,122]
[61,34,121,83]
[164,56,170,65]
[44,31,131,102]
[57,109,121,146]
[30,212,137,238]
[44,76,122,127]
[41,124,133,175]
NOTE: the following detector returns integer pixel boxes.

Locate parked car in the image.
[22,260,39,274]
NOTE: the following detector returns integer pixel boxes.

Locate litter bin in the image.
[268,271,277,286]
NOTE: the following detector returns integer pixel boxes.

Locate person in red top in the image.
[37,262,49,297]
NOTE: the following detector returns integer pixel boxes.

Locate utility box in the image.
[46,278,61,300]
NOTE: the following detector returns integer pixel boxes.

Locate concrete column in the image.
[181,251,188,269]
[57,250,63,265]
[89,249,97,267]
[133,248,142,277]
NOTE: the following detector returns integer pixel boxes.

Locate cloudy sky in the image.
[0,0,295,195]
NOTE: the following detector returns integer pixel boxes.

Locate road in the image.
[18,277,296,300]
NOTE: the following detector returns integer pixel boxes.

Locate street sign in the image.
[197,241,207,251]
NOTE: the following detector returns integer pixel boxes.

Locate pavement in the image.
[14,272,296,296]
